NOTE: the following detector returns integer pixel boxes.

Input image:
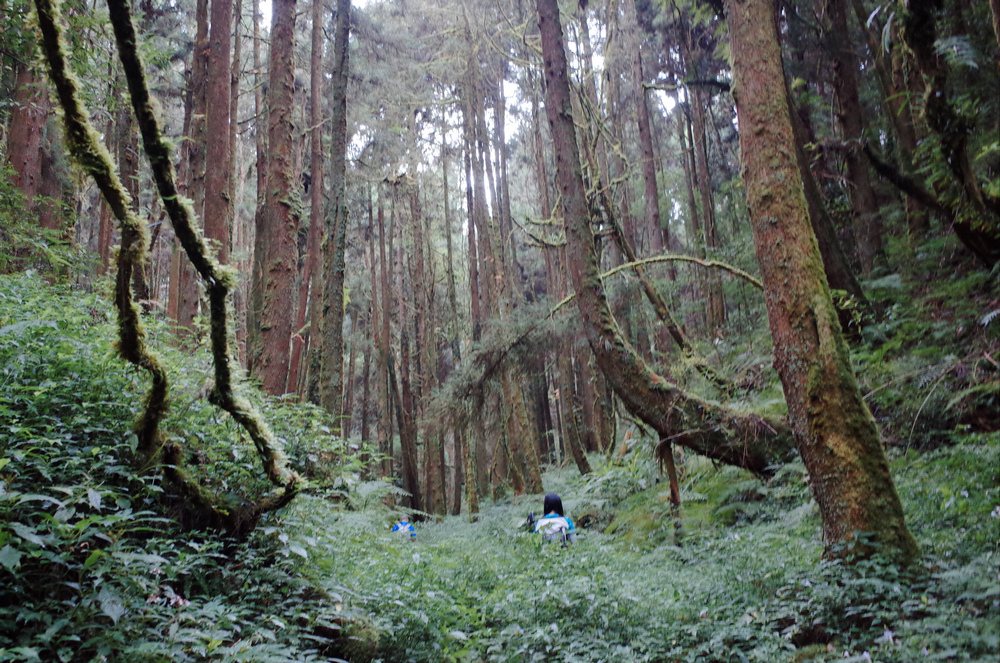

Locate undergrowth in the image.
[1,255,998,663]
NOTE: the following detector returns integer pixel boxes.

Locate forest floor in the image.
[1,266,998,663]
[289,443,999,663]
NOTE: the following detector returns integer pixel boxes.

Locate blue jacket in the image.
[392,520,416,538]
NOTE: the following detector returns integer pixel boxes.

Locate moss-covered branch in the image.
[32,0,167,459]
[596,187,740,395]
[33,0,300,522]
[103,0,300,501]
[601,254,764,290]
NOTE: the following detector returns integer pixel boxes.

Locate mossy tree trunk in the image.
[725,0,918,562]
[828,0,885,276]
[288,0,325,402]
[204,0,232,264]
[251,0,300,395]
[319,0,352,418]
[536,0,796,477]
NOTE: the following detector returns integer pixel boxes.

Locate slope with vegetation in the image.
[0,263,997,661]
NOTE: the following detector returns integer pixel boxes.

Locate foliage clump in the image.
[0,275,356,661]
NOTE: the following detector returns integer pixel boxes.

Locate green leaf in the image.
[17,493,66,508]
[0,544,23,570]
[289,545,308,559]
[8,647,41,662]
[88,488,102,511]
[83,550,104,570]
[99,587,126,624]
[11,521,48,547]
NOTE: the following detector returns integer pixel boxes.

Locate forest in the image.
[0,0,998,660]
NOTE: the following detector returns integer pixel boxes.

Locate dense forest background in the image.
[1,0,998,660]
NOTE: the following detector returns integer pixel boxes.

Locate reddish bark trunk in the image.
[252,0,300,395]
[6,68,49,218]
[726,0,917,561]
[204,0,233,263]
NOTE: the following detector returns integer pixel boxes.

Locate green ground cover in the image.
[1,272,997,662]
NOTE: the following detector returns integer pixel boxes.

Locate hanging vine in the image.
[33,0,300,530]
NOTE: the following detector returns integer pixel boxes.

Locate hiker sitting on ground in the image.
[534,493,576,545]
[392,514,416,539]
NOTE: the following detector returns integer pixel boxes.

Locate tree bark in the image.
[290,0,325,401]
[204,0,233,263]
[320,0,352,416]
[690,87,725,332]
[629,10,668,275]
[828,0,884,275]
[725,0,917,561]
[251,0,300,395]
[5,67,50,223]
[442,149,467,515]
[377,188,393,478]
[179,0,209,335]
[342,335,357,436]
[462,103,483,342]
[395,218,421,512]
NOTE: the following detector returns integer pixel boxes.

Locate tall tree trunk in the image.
[629,5,669,275]
[251,0,300,395]
[678,104,700,253]
[342,335,357,436]
[690,87,725,332]
[787,87,874,328]
[361,201,378,466]
[170,61,194,315]
[442,150,467,516]
[377,188,393,478]
[247,0,265,370]
[230,0,248,361]
[118,108,149,307]
[205,0,233,263]
[359,339,372,455]
[726,0,917,561]
[560,349,592,474]
[320,0,352,417]
[828,0,884,275]
[179,0,209,335]
[536,0,795,477]
[291,0,325,400]
[462,104,482,342]
[5,67,50,223]
[577,356,600,453]
[395,221,422,512]
[467,73,498,319]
